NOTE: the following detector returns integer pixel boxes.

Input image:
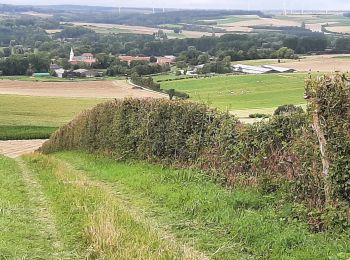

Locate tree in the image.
[0,55,29,75]
[150,56,157,63]
[28,53,50,72]
[176,61,187,69]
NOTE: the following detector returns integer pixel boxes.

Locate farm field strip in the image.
[0,95,101,127]
[0,80,164,99]
[70,22,213,38]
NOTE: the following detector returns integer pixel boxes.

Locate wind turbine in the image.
[152,0,155,14]
[283,0,287,16]
[301,2,304,15]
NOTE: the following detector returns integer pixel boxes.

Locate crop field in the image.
[200,13,350,34]
[70,22,213,38]
[234,55,350,72]
[0,95,101,127]
[0,79,163,98]
[161,73,308,111]
[277,55,350,72]
[0,95,101,140]
[1,151,348,259]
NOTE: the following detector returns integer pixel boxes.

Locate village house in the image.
[118,56,151,65]
[69,48,96,65]
[118,55,176,65]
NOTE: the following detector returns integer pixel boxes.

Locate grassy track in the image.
[0,156,55,258]
[161,73,308,110]
[22,151,350,259]
[24,153,202,259]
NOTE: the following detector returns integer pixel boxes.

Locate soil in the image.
[0,139,47,158]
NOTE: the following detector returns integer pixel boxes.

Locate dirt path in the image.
[0,139,47,158]
[0,80,165,99]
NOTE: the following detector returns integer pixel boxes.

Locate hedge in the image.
[41,74,350,228]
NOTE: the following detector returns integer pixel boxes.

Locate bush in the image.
[248,113,270,119]
[274,104,304,116]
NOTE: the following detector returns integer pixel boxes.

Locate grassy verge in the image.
[0,125,57,140]
[24,153,195,259]
[0,156,54,258]
[50,151,350,259]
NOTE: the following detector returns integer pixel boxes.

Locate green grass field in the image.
[0,95,102,140]
[4,151,344,259]
[0,126,57,140]
[161,73,308,111]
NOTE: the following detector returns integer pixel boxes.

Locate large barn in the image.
[232,64,296,74]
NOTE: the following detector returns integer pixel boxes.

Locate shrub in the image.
[248,113,270,119]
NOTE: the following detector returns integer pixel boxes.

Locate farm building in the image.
[262,65,295,73]
[69,48,96,65]
[119,56,150,65]
[157,55,176,65]
[73,69,101,78]
[232,64,275,74]
[50,64,62,71]
[233,64,295,74]
[55,68,65,78]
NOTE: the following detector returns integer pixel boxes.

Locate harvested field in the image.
[325,26,350,34]
[70,22,213,38]
[20,11,53,18]
[0,80,166,99]
[220,18,301,32]
[0,139,46,158]
[277,54,350,72]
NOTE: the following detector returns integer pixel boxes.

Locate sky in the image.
[1,0,350,11]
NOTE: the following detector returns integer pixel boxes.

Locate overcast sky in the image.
[1,0,350,11]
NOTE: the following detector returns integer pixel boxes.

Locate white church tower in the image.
[69,48,74,62]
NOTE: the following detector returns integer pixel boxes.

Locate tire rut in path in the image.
[59,159,210,260]
[16,158,69,259]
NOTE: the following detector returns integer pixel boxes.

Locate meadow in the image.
[160,73,308,111]
[1,151,345,259]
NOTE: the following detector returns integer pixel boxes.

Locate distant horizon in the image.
[1,1,350,12]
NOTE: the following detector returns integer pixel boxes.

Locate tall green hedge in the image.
[41,75,350,215]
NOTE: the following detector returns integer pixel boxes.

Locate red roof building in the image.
[69,48,96,65]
